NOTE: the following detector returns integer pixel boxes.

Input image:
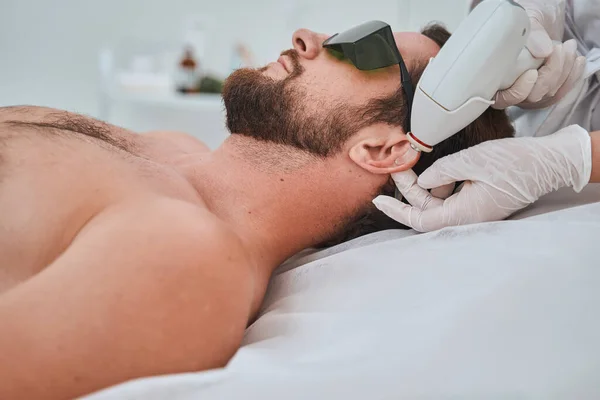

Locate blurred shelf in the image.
[103,88,223,111]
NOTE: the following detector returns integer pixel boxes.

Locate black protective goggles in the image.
[322,20,414,132]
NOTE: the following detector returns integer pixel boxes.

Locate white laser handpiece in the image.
[407,0,544,153]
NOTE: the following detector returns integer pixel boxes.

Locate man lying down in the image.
[0,24,515,398]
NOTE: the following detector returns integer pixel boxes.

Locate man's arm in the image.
[0,198,253,399]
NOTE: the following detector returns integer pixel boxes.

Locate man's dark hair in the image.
[321,23,515,246]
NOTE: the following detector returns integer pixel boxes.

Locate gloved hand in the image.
[493,0,586,110]
[372,125,592,232]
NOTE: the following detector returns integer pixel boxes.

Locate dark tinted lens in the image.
[352,28,399,70]
[324,20,389,44]
[322,20,414,131]
[322,21,400,70]
[326,48,346,61]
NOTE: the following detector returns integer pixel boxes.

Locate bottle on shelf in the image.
[175,46,200,94]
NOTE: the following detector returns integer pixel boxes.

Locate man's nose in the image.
[292,29,328,60]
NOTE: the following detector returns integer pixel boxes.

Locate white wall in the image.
[0,0,469,118]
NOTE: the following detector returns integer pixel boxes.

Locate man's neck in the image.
[179,135,381,276]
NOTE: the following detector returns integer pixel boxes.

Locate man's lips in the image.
[277,56,290,73]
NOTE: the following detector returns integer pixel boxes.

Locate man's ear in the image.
[348,126,420,174]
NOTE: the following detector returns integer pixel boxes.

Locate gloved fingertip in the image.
[372,195,385,206]
[575,56,587,72]
[491,92,509,110]
[566,56,587,86]
[494,69,539,109]
[527,29,553,58]
[517,69,540,97]
[372,195,398,210]
[416,171,438,189]
[523,69,539,82]
[526,90,545,104]
[547,43,565,69]
[563,39,577,54]
[491,95,512,110]
[372,195,410,224]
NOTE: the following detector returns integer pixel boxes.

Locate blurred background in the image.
[0,0,472,148]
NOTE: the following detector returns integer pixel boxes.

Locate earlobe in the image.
[349,137,420,175]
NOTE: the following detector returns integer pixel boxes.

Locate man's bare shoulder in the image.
[94,197,256,359]
[104,196,253,285]
[143,130,211,153]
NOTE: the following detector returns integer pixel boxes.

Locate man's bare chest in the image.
[0,121,199,293]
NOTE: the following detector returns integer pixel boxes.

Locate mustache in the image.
[280,49,305,78]
[257,49,304,79]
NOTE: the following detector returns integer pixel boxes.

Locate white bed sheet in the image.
[86,186,600,400]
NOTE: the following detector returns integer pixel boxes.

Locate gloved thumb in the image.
[417,155,468,190]
[527,19,554,58]
[430,183,456,199]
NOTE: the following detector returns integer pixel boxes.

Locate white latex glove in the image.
[493,0,586,110]
[372,125,592,232]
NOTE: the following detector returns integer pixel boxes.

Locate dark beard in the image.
[221,50,407,245]
[222,50,311,149]
[222,49,362,157]
[222,48,414,159]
